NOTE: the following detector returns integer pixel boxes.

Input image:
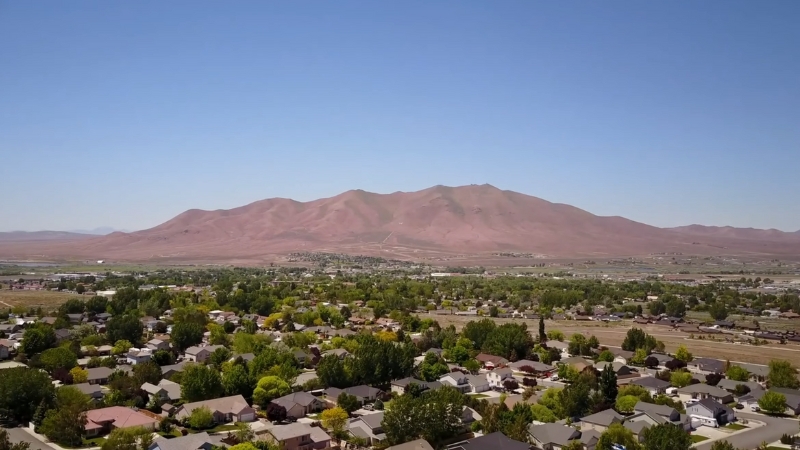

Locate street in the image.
[695,413,798,450]
[2,427,51,450]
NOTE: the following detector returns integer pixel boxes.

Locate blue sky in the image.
[1,1,798,232]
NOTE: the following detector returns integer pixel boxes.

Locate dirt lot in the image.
[0,290,76,310]
[421,313,800,366]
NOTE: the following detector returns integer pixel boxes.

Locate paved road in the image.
[695,413,798,450]
[2,427,51,450]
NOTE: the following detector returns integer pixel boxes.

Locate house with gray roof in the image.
[447,432,530,450]
[686,398,735,426]
[148,432,213,450]
[579,409,623,432]
[160,361,188,379]
[677,384,733,404]
[348,411,386,444]
[391,377,441,395]
[632,401,690,430]
[509,360,553,374]
[324,385,384,405]
[73,383,104,400]
[716,379,763,395]
[630,377,671,396]
[271,391,326,419]
[389,439,435,450]
[687,358,725,375]
[487,368,514,389]
[86,367,114,385]
[528,423,583,450]
[141,379,181,403]
[267,422,331,450]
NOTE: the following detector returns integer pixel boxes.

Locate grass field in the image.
[421,313,800,366]
[0,289,77,310]
[691,435,709,443]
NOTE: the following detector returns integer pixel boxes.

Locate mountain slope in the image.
[0,231,95,242]
[1,184,799,261]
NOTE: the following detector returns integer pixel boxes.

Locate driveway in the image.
[694,413,798,450]
[2,427,51,450]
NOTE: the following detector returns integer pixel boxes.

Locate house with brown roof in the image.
[475,353,509,369]
[174,395,256,423]
[85,406,159,437]
[267,422,332,450]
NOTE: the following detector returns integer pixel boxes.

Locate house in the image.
[475,353,509,369]
[716,379,763,395]
[561,356,594,372]
[461,406,483,430]
[687,358,725,375]
[487,368,514,389]
[647,353,673,367]
[324,385,384,405]
[732,363,770,381]
[579,409,623,433]
[160,361,188,379]
[486,394,537,411]
[440,371,471,393]
[388,439,435,450]
[607,349,634,364]
[632,402,691,431]
[294,350,309,365]
[391,377,441,395]
[174,395,256,423]
[447,432,530,450]
[271,391,326,419]
[84,406,159,437]
[141,379,182,403]
[677,384,734,404]
[593,362,634,378]
[714,321,735,329]
[294,371,319,388]
[630,377,671,397]
[267,423,331,450]
[467,374,490,393]
[126,348,153,365]
[322,348,349,360]
[509,360,553,375]
[739,388,800,415]
[184,345,225,363]
[145,339,170,352]
[528,423,583,450]
[148,432,214,450]
[73,383,105,401]
[87,367,114,385]
[0,340,10,360]
[686,398,735,427]
[348,411,386,444]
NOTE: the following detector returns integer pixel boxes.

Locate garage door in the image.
[239,413,256,422]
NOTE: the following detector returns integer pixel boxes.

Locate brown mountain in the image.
[2,184,799,262]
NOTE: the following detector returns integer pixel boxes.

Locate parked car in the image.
[750,405,760,412]
[735,404,744,410]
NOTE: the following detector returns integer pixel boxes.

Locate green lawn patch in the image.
[691,435,709,443]
[725,423,747,430]
[81,437,106,447]
[469,394,490,399]
[206,424,239,433]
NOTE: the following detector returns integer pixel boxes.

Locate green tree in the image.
[597,423,641,450]
[463,319,496,350]
[674,345,693,363]
[419,352,449,382]
[383,386,464,445]
[758,391,786,415]
[209,347,233,369]
[40,386,91,447]
[70,367,89,383]
[597,350,615,362]
[223,364,255,399]
[546,330,565,342]
[463,359,480,374]
[101,426,154,450]
[132,361,163,386]
[316,354,351,388]
[670,371,693,388]
[599,364,618,404]
[630,348,648,366]
[615,395,639,414]
[181,364,224,402]
[621,328,657,353]
[233,421,255,444]
[445,345,470,365]
[187,406,215,429]
[539,316,547,343]
[0,368,55,423]
[39,347,78,373]
[106,314,144,346]
[112,339,133,355]
[20,325,56,357]
[170,322,205,352]
[708,302,728,321]
[253,376,291,408]
[337,393,360,414]
[710,441,740,450]
[641,423,692,450]
[530,404,558,423]
[768,360,800,389]
[726,366,750,382]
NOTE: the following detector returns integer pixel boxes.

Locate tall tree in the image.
[180,364,223,402]
[599,364,618,405]
[170,322,204,352]
[768,360,800,389]
[106,314,144,346]
[0,368,55,423]
[253,376,291,408]
[20,325,56,357]
[538,316,547,343]
[40,386,91,447]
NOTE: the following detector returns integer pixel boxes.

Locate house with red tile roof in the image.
[84,406,159,437]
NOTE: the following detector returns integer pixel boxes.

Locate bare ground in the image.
[0,290,77,310]
[421,313,800,367]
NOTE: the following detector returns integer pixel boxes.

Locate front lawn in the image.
[691,435,709,443]
[725,423,747,430]
[206,424,240,434]
[469,394,490,399]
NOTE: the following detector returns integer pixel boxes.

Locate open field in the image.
[0,290,77,310]
[421,313,800,366]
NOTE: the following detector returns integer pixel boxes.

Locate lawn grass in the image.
[206,423,239,433]
[691,435,709,443]
[468,394,490,399]
[725,423,747,430]
[81,437,106,447]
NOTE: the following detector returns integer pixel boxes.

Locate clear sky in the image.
[1,1,798,233]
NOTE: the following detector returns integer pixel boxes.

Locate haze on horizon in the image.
[1,1,798,233]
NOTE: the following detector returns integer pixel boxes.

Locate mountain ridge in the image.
[1,184,799,262]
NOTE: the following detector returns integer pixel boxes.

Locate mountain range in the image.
[1,184,799,262]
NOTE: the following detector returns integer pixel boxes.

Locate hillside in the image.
[1,184,799,262]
